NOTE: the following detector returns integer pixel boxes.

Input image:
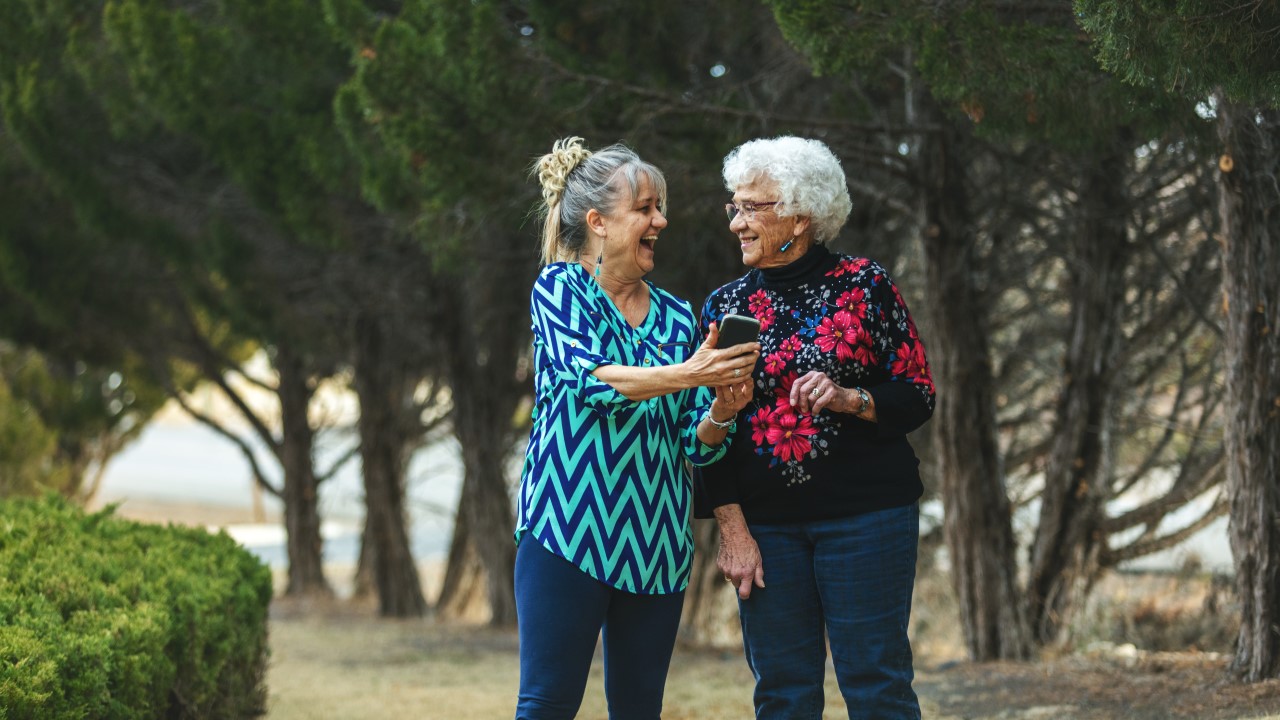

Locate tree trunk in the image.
[436,504,486,617]
[918,113,1031,661]
[276,345,331,596]
[450,363,519,626]
[1027,146,1131,645]
[353,314,427,617]
[1217,100,1280,682]
[678,518,739,647]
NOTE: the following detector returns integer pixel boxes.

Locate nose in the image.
[729,211,747,232]
[653,209,668,228]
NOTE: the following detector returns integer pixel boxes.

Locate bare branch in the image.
[1103,493,1228,566]
[167,389,283,500]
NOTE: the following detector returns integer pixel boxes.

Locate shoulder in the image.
[533,262,587,298]
[704,272,754,307]
[536,261,577,287]
[648,283,696,324]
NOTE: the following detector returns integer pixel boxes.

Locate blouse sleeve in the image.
[691,292,741,512]
[866,268,936,438]
[530,268,638,417]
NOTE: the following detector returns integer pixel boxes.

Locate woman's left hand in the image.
[790,370,860,416]
[713,379,753,419]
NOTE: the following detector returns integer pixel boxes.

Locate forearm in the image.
[591,363,692,401]
[713,503,751,539]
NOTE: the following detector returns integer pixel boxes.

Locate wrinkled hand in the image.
[717,526,765,600]
[790,370,857,416]
[686,321,760,388]
[712,379,753,419]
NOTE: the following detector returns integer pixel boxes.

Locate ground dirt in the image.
[263,595,1280,720]
[103,500,1280,719]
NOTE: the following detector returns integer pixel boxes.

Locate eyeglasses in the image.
[725,200,780,221]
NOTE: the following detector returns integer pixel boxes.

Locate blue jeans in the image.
[514,539,685,720]
[738,504,920,720]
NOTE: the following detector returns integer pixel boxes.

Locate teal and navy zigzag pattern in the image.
[516,263,726,595]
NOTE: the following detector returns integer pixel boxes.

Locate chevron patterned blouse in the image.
[516,263,728,594]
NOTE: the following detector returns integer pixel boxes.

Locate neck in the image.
[580,259,645,301]
[757,235,815,270]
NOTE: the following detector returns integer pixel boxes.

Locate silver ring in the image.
[733,368,741,377]
[810,388,820,398]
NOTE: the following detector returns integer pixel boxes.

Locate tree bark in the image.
[918,112,1031,661]
[353,314,427,617]
[434,245,528,627]
[678,518,739,647]
[276,344,332,596]
[1027,145,1131,645]
[436,503,486,617]
[1217,100,1280,682]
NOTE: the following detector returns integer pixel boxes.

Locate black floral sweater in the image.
[693,245,936,524]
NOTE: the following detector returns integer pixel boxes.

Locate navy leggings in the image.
[514,539,685,720]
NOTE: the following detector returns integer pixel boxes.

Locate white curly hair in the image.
[722,136,852,244]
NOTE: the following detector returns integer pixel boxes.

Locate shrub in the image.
[0,494,272,718]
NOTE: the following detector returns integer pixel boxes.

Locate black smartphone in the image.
[716,314,761,348]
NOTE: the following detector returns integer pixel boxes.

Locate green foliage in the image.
[1076,0,1280,107]
[767,0,1196,151]
[0,494,273,718]
[332,0,543,225]
[0,347,168,501]
[0,373,70,498]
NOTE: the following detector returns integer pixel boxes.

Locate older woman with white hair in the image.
[694,136,936,720]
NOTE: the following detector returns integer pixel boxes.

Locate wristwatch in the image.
[853,387,871,416]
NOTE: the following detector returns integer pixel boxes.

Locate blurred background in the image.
[3,1,1280,714]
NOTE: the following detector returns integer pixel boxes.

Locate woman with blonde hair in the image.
[514,137,759,719]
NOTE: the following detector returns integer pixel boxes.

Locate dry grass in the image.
[100,502,1280,719]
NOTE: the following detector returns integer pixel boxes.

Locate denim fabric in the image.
[514,539,685,720]
[738,504,920,720]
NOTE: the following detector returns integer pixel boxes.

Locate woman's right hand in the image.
[685,321,760,388]
[715,505,765,600]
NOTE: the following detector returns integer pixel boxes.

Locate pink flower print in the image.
[773,372,799,416]
[778,335,802,359]
[891,340,931,384]
[826,257,870,278]
[748,290,771,314]
[835,288,867,317]
[750,405,778,447]
[758,306,777,331]
[763,351,788,377]
[766,412,818,463]
[850,325,878,366]
[814,310,859,362]
[748,290,777,331]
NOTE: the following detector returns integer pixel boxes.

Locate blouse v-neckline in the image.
[576,263,655,332]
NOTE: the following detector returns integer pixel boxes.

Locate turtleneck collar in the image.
[749,244,836,291]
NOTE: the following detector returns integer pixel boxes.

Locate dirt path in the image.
[263,600,1280,720]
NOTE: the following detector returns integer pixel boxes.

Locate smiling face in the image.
[591,173,668,279]
[730,178,811,269]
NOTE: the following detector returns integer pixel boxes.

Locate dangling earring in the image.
[779,240,793,253]
[594,251,602,277]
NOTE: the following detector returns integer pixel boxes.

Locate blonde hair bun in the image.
[537,136,593,208]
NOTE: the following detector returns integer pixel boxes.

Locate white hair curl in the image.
[722,136,852,244]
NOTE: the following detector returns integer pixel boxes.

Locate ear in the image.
[792,215,811,237]
[585,208,608,237]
